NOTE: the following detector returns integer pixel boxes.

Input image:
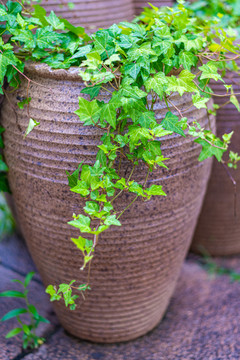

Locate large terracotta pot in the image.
[134,0,173,15]
[38,0,134,31]
[1,63,215,343]
[191,72,240,256]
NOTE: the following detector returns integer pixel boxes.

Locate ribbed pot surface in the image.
[133,0,173,15]
[191,70,240,256]
[1,63,215,342]
[37,0,134,30]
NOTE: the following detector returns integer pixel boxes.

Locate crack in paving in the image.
[10,324,62,360]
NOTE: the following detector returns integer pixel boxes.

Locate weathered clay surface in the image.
[37,0,134,30]
[192,71,240,256]
[133,0,173,15]
[1,63,215,343]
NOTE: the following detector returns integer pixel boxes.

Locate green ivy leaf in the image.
[167,70,199,96]
[128,182,144,196]
[199,62,223,82]
[81,85,101,100]
[0,50,18,85]
[137,111,156,128]
[66,164,82,189]
[144,72,168,99]
[192,94,209,109]
[124,63,141,80]
[71,236,90,252]
[24,118,40,137]
[71,45,92,60]
[104,215,121,226]
[161,112,185,137]
[195,138,226,161]
[17,97,31,109]
[128,125,153,151]
[145,184,166,196]
[45,11,65,30]
[12,30,35,49]
[179,50,197,71]
[35,27,62,49]
[84,201,99,215]
[68,214,91,233]
[70,180,90,196]
[100,101,117,129]
[230,95,240,112]
[75,98,100,125]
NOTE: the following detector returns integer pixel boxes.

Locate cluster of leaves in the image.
[187,0,240,29]
[0,0,91,94]
[46,281,90,310]
[59,3,240,301]
[0,272,49,349]
[1,1,240,309]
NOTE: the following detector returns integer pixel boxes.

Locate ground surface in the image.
[0,234,240,360]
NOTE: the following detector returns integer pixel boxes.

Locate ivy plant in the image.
[1,1,240,310]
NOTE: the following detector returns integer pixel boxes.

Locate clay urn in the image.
[1,63,215,342]
[35,0,134,31]
[191,65,240,256]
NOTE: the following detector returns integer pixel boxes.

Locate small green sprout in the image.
[0,272,49,349]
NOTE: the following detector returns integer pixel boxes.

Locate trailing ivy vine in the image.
[1,0,240,309]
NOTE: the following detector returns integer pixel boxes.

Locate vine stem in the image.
[204,138,226,150]
[199,53,240,62]
[193,80,240,97]
[111,164,136,203]
[117,195,139,219]
[217,100,231,109]
[167,98,183,118]
[117,167,150,219]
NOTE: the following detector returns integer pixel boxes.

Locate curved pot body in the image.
[1,63,215,343]
[191,74,240,256]
[37,0,134,31]
[134,0,173,15]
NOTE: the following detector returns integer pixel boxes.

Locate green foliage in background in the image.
[187,0,240,29]
[0,272,49,349]
[0,194,15,239]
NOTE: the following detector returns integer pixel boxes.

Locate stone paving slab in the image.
[0,237,58,360]
[24,260,240,360]
[0,235,240,360]
[0,235,40,282]
[0,265,57,360]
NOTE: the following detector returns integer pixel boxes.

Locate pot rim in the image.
[24,62,84,81]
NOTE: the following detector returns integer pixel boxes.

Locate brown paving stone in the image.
[24,258,240,360]
[0,266,57,360]
[1,235,240,359]
[0,235,40,281]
